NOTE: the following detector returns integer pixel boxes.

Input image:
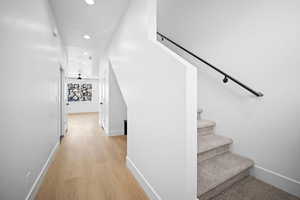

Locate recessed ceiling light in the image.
[83,34,91,40]
[85,0,95,5]
[83,52,89,55]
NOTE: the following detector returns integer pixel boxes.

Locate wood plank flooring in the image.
[35,113,148,200]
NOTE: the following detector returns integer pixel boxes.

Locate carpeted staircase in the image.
[197,110,254,200]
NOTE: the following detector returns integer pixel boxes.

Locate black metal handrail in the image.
[157,32,263,97]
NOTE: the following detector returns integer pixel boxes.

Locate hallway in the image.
[35,113,148,200]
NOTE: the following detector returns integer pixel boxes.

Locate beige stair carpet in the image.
[211,176,300,200]
[198,134,232,153]
[198,120,216,136]
[197,153,254,199]
[198,134,233,161]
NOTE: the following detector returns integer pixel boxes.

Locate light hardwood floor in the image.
[36,113,148,200]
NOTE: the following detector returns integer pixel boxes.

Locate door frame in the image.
[59,65,66,141]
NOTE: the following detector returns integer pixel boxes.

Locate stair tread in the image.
[197,152,254,196]
[198,119,216,129]
[198,134,233,154]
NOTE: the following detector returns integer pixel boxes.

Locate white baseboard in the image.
[251,165,300,197]
[126,157,162,200]
[109,129,124,136]
[25,142,60,200]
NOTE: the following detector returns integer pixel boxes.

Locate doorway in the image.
[59,66,67,141]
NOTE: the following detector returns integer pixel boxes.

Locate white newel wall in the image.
[104,0,198,199]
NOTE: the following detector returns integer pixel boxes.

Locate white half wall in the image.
[66,77,99,114]
[0,0,66,199]
[105,0,198,199]
[158,0,300,197]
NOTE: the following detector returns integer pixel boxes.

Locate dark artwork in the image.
[68,83,92,102]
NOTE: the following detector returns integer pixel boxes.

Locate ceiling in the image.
[50,0,129,77]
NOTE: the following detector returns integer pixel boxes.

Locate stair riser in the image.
[198,127,214,136]
[198,145,230,162]
[198,169,250,200]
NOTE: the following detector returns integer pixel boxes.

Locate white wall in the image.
[109,61,127,135]
[158,0,300,197]
[105,0,198,199]
[0,0,66,199]
[99,60,127,136]
[65,46,100,78]
[66,77,99,114]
